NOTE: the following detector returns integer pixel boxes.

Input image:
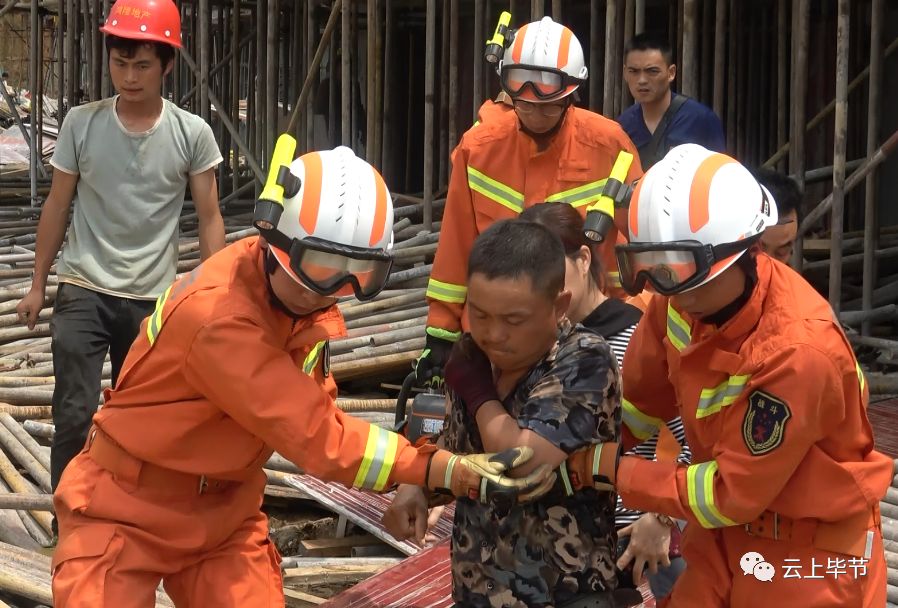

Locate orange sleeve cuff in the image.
[617,455,693,522]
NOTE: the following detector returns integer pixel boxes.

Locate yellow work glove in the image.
[426,447,555,506]
[562,442,621,493]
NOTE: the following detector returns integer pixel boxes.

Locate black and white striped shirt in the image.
[579,299,692,528]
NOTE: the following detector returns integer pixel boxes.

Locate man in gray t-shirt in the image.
[15,1,224,526]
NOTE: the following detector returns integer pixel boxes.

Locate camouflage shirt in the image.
[442,321,621,608]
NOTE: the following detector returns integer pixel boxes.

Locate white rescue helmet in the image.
[499,17,587,103]
[616,144,778,295]
[268,146,394,301]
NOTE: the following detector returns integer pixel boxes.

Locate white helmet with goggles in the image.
[266,146,394,301]
[616,144,778,296]
[499,16,587,103]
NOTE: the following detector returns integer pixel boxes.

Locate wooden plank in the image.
[284,588,327,605]
[302,534,381,550]
[284,474,454,556]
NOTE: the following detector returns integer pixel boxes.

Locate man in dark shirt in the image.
[384,220,623,607]
[753,167,802,265]
[617,33,725,170]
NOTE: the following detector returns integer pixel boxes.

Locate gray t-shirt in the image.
[50,96,222,299]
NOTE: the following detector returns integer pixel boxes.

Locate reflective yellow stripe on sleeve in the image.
[426,278,468,304]
[856,361,866,393]
[146,285,173,346]
[695,375,751,419]
[666,303,692,351]
[466,166,525,214]
[622,398,664,441]
[303,341,327,375]
[545,179,609,208]
[607,271,621,289]
[686,460,738,529]
[353,426,399,492]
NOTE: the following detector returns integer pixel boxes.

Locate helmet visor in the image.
[279,236,393,301]
[500,64,581,100]
[616,238,757,296]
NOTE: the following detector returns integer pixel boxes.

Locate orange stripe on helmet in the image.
[689,153,735,233]
[369,170,388,246]
[299,152,323,235]
[628,178,644,239]
[511,24,529,64]
[556,27,572,69]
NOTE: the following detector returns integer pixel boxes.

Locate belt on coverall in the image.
[86,426,236,495]
[744,505,880,559]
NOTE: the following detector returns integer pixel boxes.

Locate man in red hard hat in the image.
[16,0,225,534]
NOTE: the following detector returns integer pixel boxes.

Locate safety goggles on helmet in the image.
[615,236,760,296]
[500,64,584,101]
[268,233,393,301]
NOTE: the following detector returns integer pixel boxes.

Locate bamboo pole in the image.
[449,0,459,158]
[789,0,809,269]
[199,0,210,121]
[473,0,484,121]
[589,0,601,112]
[374,0,383,168]
[66,0,76,113]
[179,48,265,183]
[0,414,49,472]
[0,477,49,547]
[343,305,428,330]
[0,494,53,511]
[620,0,634,112]
[328,7,339,147]
[764,35,898,169]
[0,448,51,535]
[382,0,393,175]
[231,0,241,195]
[801,128,898,234]
[776,0,787,170]
[56,0,65,119]
[438,0,449,187]
[0,421,50,493]
[681,0,697,98]
[342,0,351,147]
[862,0,884,336]
[699,0,712,103]
[266,0,278,157]
[305,0,315,151]
[724,0,736,150]
[366,0,376,161]
[28,0,39,206]
[602,0,618,118]
[635,0,645,34]
[350,0,358,152]
[531,0,542,19]
[423,0,436,231]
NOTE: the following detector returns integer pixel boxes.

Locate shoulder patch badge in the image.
[742,391,791,456]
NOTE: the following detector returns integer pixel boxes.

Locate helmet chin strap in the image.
[263,249,306,321]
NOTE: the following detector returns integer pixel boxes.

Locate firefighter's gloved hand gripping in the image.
[414,330,456,386]
[426,446,556,506]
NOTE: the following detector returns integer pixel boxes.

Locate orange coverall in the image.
[426,105,641,337]
[52,237,438,607]
[616,254,891,607]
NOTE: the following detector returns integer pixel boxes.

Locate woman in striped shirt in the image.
[521,203,691,600]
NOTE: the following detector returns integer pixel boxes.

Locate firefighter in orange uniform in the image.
[416,15,642,384]
[565,144,891,607]
[51,147,554,607]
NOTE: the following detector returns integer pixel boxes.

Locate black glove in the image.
[414,330,455,386]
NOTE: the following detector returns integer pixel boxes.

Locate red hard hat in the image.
[100,0,182,49]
